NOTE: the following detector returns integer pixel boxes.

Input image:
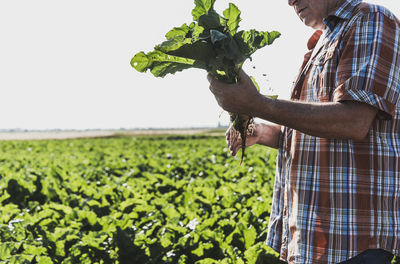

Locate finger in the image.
[228,133,239,152]
[228,136,237,155]
[229,129,238,147]
[228,134,236,150]
[231,148,237,156]
[231,144,238,156]
[227,128,233,146]
[231,140,242,156]
[232,143,243,156]
[225,128,231,142]
[230,139,239,156]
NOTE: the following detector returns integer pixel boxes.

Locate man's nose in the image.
[288,0,297,6]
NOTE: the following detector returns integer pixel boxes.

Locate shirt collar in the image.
[324,0,362,31]
[307,30,323,50]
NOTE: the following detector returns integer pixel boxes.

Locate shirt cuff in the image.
[333,83,396,120]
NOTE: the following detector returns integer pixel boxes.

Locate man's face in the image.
[288,0,337,30]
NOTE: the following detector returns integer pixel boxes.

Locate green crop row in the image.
[0,136,281,263]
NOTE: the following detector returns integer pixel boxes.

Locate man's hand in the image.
[226,123,282,155]
[226,124,258,156]
[207,70,261,116]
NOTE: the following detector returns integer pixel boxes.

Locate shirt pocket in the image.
[312,40,339,102]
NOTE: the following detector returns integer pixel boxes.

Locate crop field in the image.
[0,135,282,263]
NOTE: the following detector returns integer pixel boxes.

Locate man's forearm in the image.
[250,96,378,140]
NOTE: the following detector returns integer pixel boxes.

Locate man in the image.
[208,0,400,263]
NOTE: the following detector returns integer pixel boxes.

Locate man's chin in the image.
[302,17,313,27]
[303,18,325,30]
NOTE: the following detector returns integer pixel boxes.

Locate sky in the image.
[1,0,399,130]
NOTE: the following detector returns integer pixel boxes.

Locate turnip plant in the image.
[131,0,280,163]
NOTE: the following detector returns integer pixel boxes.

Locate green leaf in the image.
[0,242,20,260]
[192,0,216,21]
[36,256,53,264]
[49,203,73,215]
[165,24,191,40]
[131,51,206,77]
[162,206,180,220]
[81,232,108,250]
[156,35,215,63]
[191,243,213,257]
[156,36,192,54]
[234,30,281,57]
[242,225,257,249]
[223,3,241,35]
[198,10,225,30]
[244,243,281,264]
[79,210,98,226]
[195,258,228,264]
[160,235,172,248]
[165,22,204,41]
[210,30,244,66]
[4,255,36,264]
[23,245,47,256]
[264,31,281,45]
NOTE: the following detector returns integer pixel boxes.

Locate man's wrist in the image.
[255,123,281,149]
[248,94,273,119]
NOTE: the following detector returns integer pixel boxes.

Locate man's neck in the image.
[326,0,346,17]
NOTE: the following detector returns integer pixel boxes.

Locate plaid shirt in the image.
[266,1,400,263]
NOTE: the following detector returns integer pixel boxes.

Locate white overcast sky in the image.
[0,0,399,130]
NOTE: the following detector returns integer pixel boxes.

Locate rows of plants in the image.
[0,135,281,263]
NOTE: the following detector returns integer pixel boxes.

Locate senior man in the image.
[208,0,400,263]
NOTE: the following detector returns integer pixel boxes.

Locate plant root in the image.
[230,113,254,165]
